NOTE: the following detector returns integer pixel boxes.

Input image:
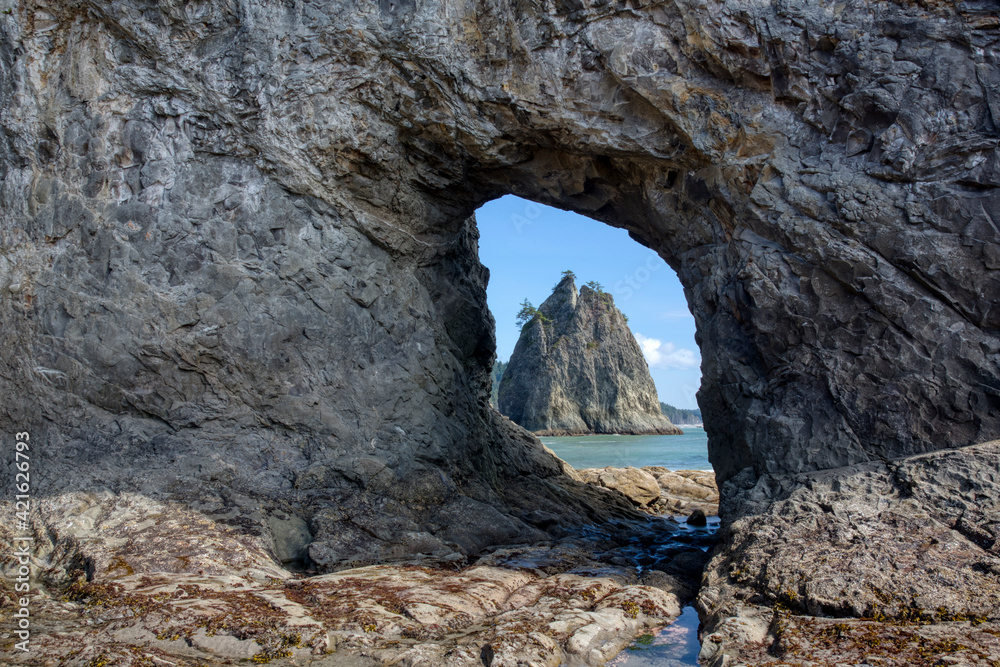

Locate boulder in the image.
[577,467,663,507]
[686,509,708,526]
[644,468,720,516]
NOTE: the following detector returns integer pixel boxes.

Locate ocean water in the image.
[539,427,710,471]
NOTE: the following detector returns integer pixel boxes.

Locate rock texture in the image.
[2,0,1000,663]
[0,0,994,514]
[577,466,664,507]
[645,468,719,517]
[698,440,1000,666]
[576,466,719,516]
[0,507,709,667]
[499,275,681,435]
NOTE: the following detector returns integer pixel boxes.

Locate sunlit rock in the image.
[499,275,682,436]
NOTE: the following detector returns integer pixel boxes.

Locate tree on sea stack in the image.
[515,299,537,329]
[498,273,682,436]
[516,299,550,330]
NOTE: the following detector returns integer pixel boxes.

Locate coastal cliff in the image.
[499,275,681,436]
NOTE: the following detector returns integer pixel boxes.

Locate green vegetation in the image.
[515,299,552,330]
[585,280,604,293]
[490,360,508,409]
[516,299,540,328]
[660,402,702,425]
[628,633,656,651]
[560,269,576,282]
[621,600,641,619]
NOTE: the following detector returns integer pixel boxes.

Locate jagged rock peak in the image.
[499,275,682,437]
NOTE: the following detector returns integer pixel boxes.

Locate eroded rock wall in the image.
[1,0,999,573]
[0,0,652,574]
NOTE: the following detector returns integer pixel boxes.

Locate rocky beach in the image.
[576,467,719,518]
[0,460,719,666]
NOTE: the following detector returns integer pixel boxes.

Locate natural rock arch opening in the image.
[6,2,1000,663]
[474,194,702,433]
[2,0,998,584]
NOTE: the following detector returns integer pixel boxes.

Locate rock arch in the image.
[2,0,999,569]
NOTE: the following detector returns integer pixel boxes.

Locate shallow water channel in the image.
[539,431,718,666]
[607,605,702,666]
[607,516,719,666]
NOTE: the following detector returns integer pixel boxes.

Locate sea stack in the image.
[499,275,683,436]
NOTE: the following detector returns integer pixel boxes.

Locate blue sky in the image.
[475,195,702,410]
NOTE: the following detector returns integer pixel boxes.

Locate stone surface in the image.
[575,466,719,515]
[1,1,1000,664]
[499,275,681,435]
[697,441,1000,665]
[577,467,664,507]
[1,0,998,564]
[645,467,721,516]
[0,513,701,667]
[685,509,707,527]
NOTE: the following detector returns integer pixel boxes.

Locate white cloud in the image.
[634,333,700,370]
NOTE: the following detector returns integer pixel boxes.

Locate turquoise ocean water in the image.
[539,427,710,471]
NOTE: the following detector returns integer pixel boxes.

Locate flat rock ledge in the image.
[699,610,1000,667]
[577,467,719,516]
[697,440,1000,667]
[0,499,709,667]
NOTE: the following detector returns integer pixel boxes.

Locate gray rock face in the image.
[1,0,999,613]
[698,441,1000,666]
[499,276,681,435]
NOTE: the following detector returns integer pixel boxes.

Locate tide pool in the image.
[539,427,710,471]
[607,605,703,667]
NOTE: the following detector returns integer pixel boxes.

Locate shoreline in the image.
[533,426,685,437]
[540,431,715,483]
